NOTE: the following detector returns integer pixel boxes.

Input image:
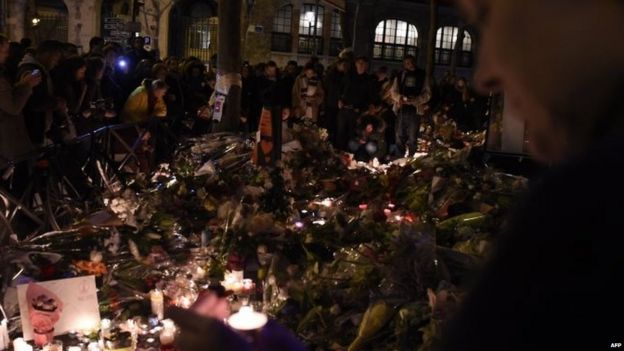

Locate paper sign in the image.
[213,94,226,122]
[17,276,100,341]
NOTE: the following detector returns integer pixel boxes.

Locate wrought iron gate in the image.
[26,0,68,44]
[169,1,218,62]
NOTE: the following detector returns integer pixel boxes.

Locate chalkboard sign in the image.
[103,17,130,44]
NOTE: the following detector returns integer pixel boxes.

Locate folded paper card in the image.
[17,276,100,344]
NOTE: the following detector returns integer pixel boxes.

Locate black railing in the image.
[435,49,474,67]
[298,35,323,55]
[271,33,292,52]
[373,44,418,62]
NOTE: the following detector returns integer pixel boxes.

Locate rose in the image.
[30,312,54,333]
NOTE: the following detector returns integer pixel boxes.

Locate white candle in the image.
[227,306,268,331]
[242,279,254,292]
[42,341,62,351]
[13,339,33,351]
[150,289,164,320]
[159,330,175,346]
[159,320,176,345]
[100,319,112,330]
[221,271,244,294]
[195,266,206,279]
[68,346,82,351]
[0,319,9,351]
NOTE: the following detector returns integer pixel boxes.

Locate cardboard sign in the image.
[17,276,100,342]
[253,107,274,166]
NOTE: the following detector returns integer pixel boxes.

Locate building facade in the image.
[0,0,474,77]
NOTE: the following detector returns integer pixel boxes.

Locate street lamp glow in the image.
[32,18,41,26]
[304,11,315,26]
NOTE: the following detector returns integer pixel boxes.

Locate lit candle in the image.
[42,340,62,351]
[221,271,244,294]
[159,320,176,346]
[320,198,333,207]
[194,266,206,280]
[100,319,112,330]
[242,279,254,292]
[228,306,268,331]
[177,295,192,309]
[150,289,164,320]
[13,338,33,351]
[125,319,136,335]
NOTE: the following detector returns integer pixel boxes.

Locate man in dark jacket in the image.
[436,1,624,350]
[391,55,426,155]
[336,56,376,151]
[16,40,65,147]
[0,34,41,198]
[323,59,348,146]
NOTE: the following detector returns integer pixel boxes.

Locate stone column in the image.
[7,0,27,41]
[322,5,332,58]
[291,6,300,56]
[213,0,242,132]
[67,0,100,51]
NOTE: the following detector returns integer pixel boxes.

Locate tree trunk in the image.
[449,24,466,77]
[213,0,242,132]
[425,0,438,88]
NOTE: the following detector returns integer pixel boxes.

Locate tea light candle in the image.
[125,319,136,334]
[13,338,32,351]
[221,271,244,294]
[194,266,206,280]
[43,340,63,351]
[227,306,268,331]
[68,346,82,351]
[242,279,254,292]
[159,320,176,346]
[150,289,164,320]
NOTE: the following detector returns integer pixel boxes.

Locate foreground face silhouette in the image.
[457,0,624,163]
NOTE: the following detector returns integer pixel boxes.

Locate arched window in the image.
[329,10,344,56]
[435,26,473,66]
[374,19,418,61]
[271,5,293,52]
[298,3,324,55]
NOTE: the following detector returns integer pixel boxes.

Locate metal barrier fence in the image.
[0,122,154,241]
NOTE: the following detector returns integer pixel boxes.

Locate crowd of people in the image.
[1,33,489,186]
[241,53,489,162]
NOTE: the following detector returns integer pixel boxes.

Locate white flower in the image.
[104,231,121,254]
[318,128,329,141]
[90,250,103,263]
